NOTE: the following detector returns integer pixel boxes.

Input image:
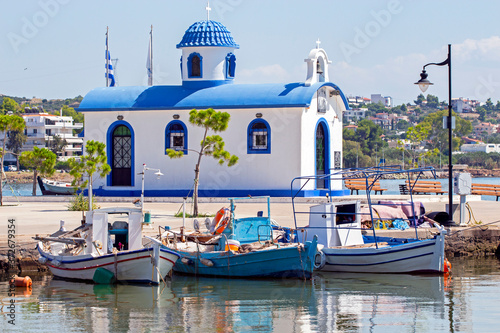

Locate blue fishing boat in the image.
[161,196,318,279]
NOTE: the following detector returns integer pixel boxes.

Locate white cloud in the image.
[453,36,500,63]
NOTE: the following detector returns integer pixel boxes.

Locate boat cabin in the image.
[305,201,364,247]
[85,208,144,255]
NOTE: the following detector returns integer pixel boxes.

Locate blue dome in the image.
[176,20,239,48]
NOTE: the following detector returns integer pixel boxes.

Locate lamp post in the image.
[139,163,163,213]
[415,44,454,224]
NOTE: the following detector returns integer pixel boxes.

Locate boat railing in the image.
[257,224,273,244]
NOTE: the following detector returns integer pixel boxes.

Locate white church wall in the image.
[181,46,234,82]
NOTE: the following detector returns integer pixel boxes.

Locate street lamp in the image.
[415,44,454,224]
[138,163,163,212]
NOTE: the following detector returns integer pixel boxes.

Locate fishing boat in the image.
[37,176,77,195]
[292,166,448,274]
[160,196,318,279]
[36,207,180,284]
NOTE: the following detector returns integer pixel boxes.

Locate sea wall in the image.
[445,227,500,257]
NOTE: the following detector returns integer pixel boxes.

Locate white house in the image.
[78,18,349,197]
[0,109,83,165]
[22,109,83,159]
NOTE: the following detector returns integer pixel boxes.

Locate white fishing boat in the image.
[37,176,77,195]
[292,166,449,274]
[36,207,180,284]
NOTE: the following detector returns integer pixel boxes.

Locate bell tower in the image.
[304,39,332,86]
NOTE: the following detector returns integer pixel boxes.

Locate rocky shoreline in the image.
[2,171,73,184]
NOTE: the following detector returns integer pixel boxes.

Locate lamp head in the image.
[415,69,433,93]
[154,170,164,178]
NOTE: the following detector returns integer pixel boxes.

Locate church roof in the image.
[176,20,239,49]
[78,82,349,111]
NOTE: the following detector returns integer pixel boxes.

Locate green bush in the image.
[68,193,100,211]
[55,160,71,171]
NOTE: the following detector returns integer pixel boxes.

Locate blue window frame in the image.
[247,119,271,154]
[225,53,236,79]
[187,53,202,78]
[165,120,188,154]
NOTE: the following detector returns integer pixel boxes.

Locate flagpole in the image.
[148,25,153,86]
[151,25,153,85]
[106,26,109,87]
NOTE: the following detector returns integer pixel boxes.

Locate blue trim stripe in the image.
[325,251,434,267]
[90,188,349,198]
[324,241,436,258]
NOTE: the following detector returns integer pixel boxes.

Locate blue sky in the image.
[1,0,500,105]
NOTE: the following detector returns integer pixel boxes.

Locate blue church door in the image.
[111,125,132,186]
[316,123,327,189]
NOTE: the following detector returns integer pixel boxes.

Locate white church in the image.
[78,15,349,197]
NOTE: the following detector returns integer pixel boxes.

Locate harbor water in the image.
[4,177,500,200]
[2,256,499,332]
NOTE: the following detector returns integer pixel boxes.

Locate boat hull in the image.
[171,242,316,279]
[37,176,76,195]
[39,245,179,284]
[320,235,445,274]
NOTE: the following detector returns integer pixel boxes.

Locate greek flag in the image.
[105,34,116,87]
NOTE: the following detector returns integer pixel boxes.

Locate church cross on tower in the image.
[316,38,321,49]
[206,1,212,20]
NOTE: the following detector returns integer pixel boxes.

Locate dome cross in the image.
[206,1,212,20]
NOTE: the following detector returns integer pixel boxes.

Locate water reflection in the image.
[1,257,499,332]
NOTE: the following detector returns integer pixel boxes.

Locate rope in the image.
[296,244,306,281]
[465,202,482,226]
[448,219,500,237]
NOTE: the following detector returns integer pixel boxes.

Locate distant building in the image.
[371,94,392,107]
[461,143,500,154]
[0,108,84,163]
[369,112,391,129]
[344,108,367,122]
[451,98,479,113]
[347,95,370,106]
[473,122,498,137]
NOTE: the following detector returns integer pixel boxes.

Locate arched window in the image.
[188,53,202,78]
[165,120,188,154]
[247,119,271,154]
[225,53,236,79]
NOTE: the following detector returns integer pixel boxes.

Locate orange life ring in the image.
[214,208,226,225]
[213,208,230,235]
